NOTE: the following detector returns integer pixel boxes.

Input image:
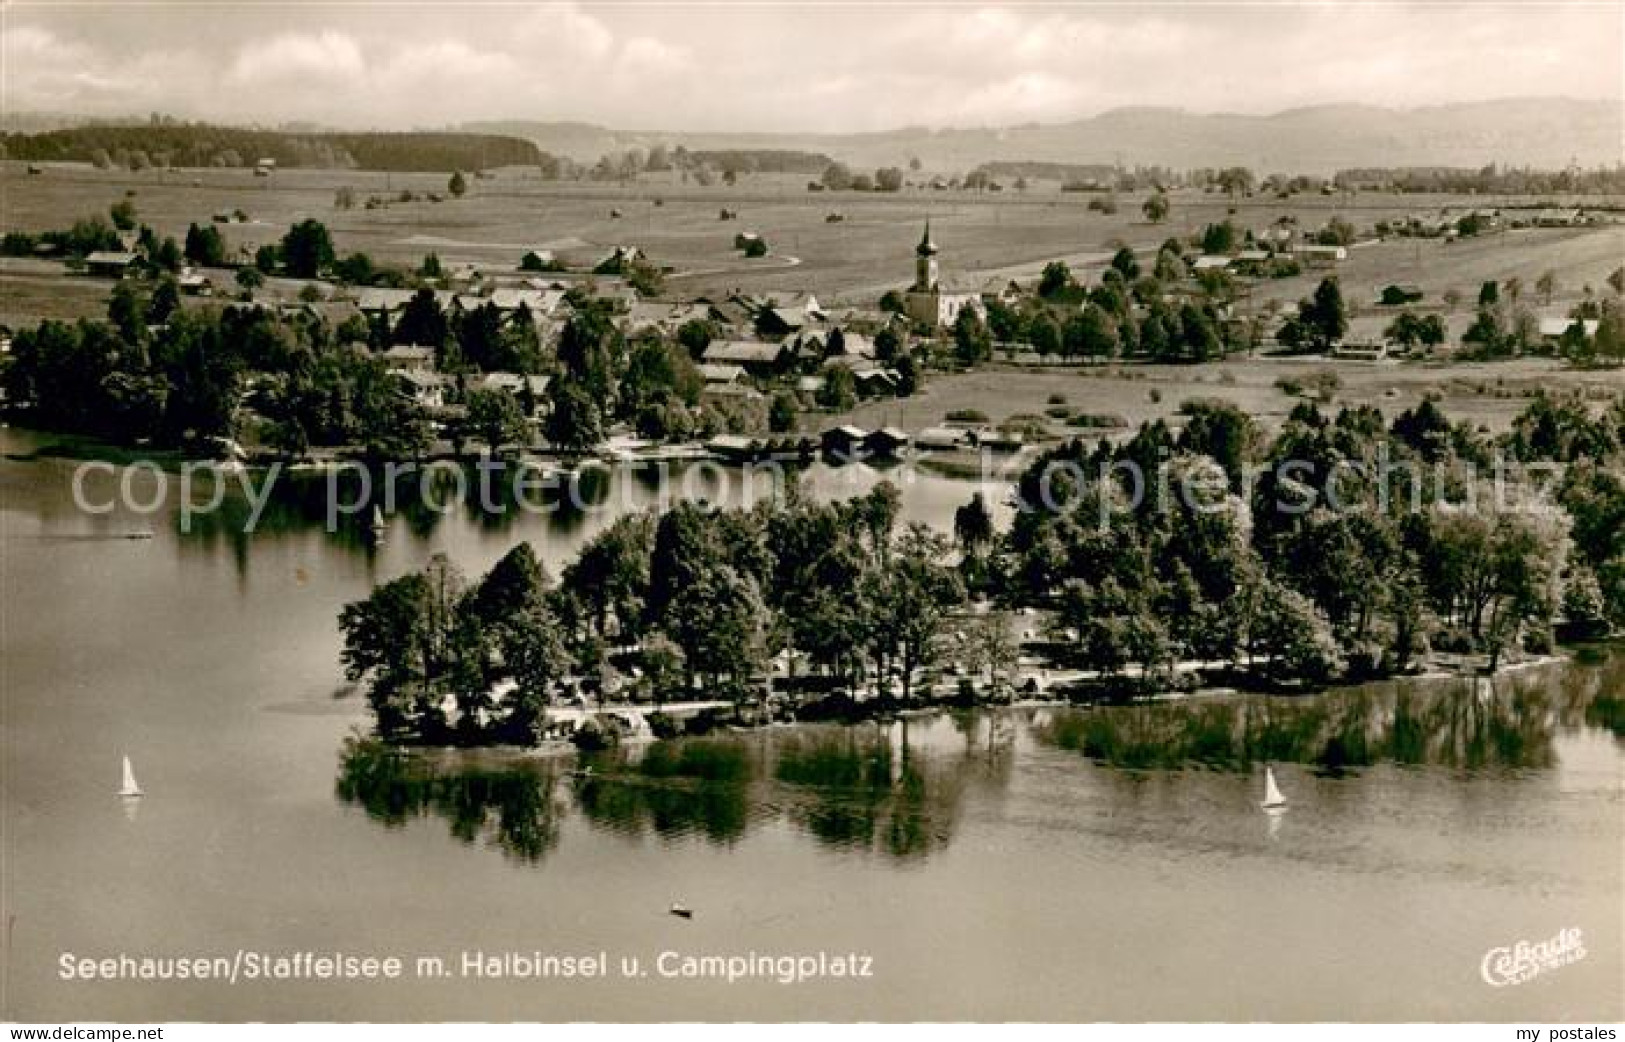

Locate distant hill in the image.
[0,124,542,172]
[468,99,1623,174]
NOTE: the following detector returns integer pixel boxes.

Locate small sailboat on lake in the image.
[118,755,143,798]
[1261,765,1286,810]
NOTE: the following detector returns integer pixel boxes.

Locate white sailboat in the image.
[119,755,143,798]
[1261,765,1286,810]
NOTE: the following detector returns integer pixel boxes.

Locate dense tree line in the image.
[975,248,1245,364]
[1006,395,1625,690]
[1,124,540,172]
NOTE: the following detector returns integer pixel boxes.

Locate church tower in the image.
[913,220,938,291]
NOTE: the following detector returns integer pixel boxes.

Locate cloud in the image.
[2,3,1618,130]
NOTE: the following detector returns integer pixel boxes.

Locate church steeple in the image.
[913,219,939,292]
[916,219,938,257]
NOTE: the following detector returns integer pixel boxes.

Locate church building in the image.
[903,221,984,329]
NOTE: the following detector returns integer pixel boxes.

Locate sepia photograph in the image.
[1,0,1622,1031]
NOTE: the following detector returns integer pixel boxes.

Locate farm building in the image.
[820,425,868,460]
[84,251,137,278]
[702,340,796,377]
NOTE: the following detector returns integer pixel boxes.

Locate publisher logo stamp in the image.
[1480,927,1587,987]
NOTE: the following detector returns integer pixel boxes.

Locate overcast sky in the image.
[3,2,1620,132]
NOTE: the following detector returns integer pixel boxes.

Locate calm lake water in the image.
[2,427,1620,1022]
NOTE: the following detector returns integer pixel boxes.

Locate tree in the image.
[393,288,448,348]
[1283,277,1348,351]
[1064,305,1118,363]
[147,278,181,325]
[953,307,992,367]
[1200,220,1238,255]
[235,267,264,293]
[448,171,467,197]
[1243,577,1344,685]
[109,199,137,231]
[874,167,904,192]
[865,525,964,704]
[954,492,995,556]
[465,387,528,454]
[1028,313,1060,357]
[280,219,335,279]
[676,316,718,358]
[769,392,797,433]
[1142,190,1170,223]
[820,163,853,191]
[1038,261,1073,299]
[1110,246,1141,281]
[183,223,226,267]
[545,380,605,452]
[1536,271,1558,306]
[817,367,857,411]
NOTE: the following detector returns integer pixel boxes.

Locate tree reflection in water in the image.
[335,737,565,862]
[335,652,1622,867]
[336,715,1007,865]
[1035,670,1595,773]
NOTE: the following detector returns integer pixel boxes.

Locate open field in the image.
[824,356,1625,441]
[4,161,1621,328]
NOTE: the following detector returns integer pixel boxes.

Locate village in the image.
[4,158,1620,476]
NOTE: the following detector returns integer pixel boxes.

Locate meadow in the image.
[5,161,1621,317]
[3,161,1620,439]
[827,355,1622,442]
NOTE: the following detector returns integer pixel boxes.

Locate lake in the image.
[1,426,1619,1021]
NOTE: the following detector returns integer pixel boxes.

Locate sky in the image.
[2,1,1621,132]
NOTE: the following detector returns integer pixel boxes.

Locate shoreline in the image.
[359,644,1598,761]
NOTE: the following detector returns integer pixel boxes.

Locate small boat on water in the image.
[669,904,693,919]
[1261,765,1287,810]
[119,755,143,798]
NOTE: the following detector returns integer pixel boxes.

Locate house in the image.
[820,425,869,461]
[1538,316,1600,342]
[701,340,795,377]
[853,368,901,397]
[1530,208,1582,228]
[85,251,138,278]
[863,427,910,458]
[1191,255,1232,273]
[699,363,746,387]
[1290,244,1347,266]
[1331,340,1390,361]
[177,271,213,296]
[490,288,564,316]
[381,345,437,372]
[518,249,558,272]
[756,306,812,337]
[595,245,643,273]
[357,287,417,319]
[914,426,971,451]
[707,434,766,462]
[394,370,451,408]
[827,329,876,360]
[473,372,551,399]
